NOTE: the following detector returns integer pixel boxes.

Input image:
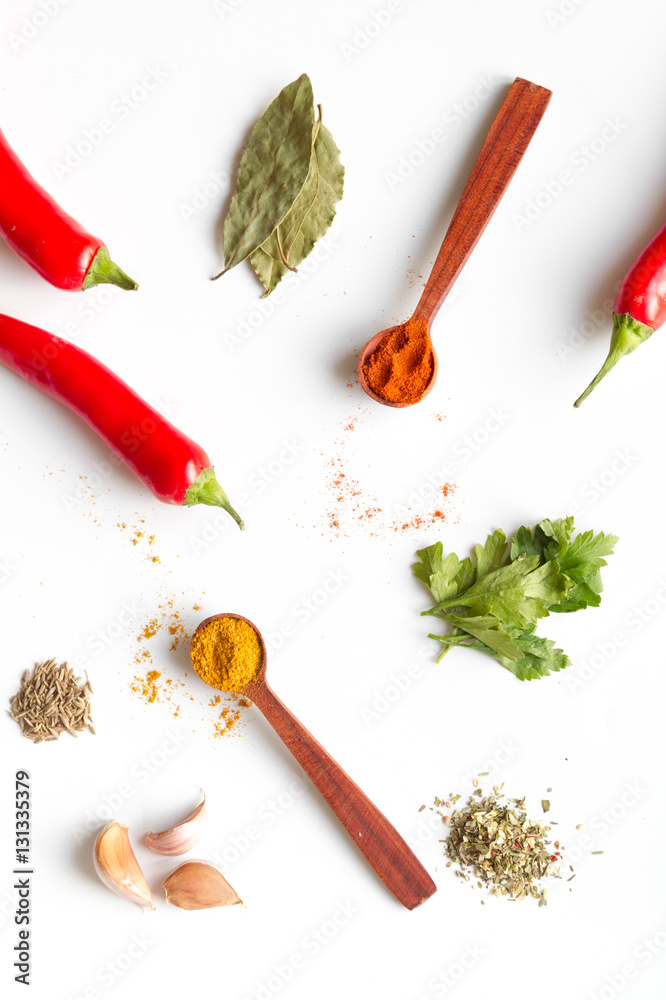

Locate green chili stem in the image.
[184,467,244,529]
[83,245,138,291]
[573,313,653,407]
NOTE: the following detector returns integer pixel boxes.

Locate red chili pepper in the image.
[574,221,666,406]
[0,127,137,292]
[0,314,243,527]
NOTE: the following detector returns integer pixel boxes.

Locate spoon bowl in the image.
[190,612,437,910]
[358,77,552,407]
[191,611,267,689]
[357,320,438,408]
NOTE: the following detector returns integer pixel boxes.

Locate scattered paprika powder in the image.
[323,411,457,536]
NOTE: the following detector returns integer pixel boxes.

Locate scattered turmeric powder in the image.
[190,617,263,692]
[214,706,242,737]
[130,669,162,704]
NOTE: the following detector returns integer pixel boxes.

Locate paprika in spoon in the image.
[358,77,552,407]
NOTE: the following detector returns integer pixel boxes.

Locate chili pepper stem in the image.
[82,246,138,291]
[573,313,653,407]
[184,467,244,529]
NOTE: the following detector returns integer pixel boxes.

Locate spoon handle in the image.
[246,679,437,910]
[413,77,552,326]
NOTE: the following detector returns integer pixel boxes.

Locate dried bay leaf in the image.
[250,114,344,296]
[220,73,315,273]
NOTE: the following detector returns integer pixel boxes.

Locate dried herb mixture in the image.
[433,785,565,905]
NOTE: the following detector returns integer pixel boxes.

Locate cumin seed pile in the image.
[9,659,95,743]
[434,785,563,905]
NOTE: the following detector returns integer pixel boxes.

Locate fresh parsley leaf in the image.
[442,614,523,660]
[473,529,507,577]
[492,627,571,681]
[510,525,543,560]
[551,529,618,613]
[413,544,474,604]
[511,517,574,562]
[535,517,575,559]
[430,557,572,628]
[428,625,570,680]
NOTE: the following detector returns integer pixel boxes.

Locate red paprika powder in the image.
[362,317,434,405]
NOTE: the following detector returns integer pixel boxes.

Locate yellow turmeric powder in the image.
[190,617,263,691]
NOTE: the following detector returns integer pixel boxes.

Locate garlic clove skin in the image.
[93,820,153,910]
[162,860,242,910]
[145,793,206,856]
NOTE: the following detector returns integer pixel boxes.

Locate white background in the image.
[1,1,665,998]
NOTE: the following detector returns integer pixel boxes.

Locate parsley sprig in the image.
[414,517,617,681]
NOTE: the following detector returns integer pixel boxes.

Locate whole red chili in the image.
[0,314,243,527]
[574,221,666,406]
[0,127,137,292]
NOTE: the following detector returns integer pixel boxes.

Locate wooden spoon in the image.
[358,77,552,407]
[190,613,437,910]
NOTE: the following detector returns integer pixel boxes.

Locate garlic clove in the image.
[145,793,206,856]
[93,820,153,910]
[162,860,242,910]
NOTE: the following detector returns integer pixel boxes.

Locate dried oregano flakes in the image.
[217,74,344,296]
[432,785,566,905]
